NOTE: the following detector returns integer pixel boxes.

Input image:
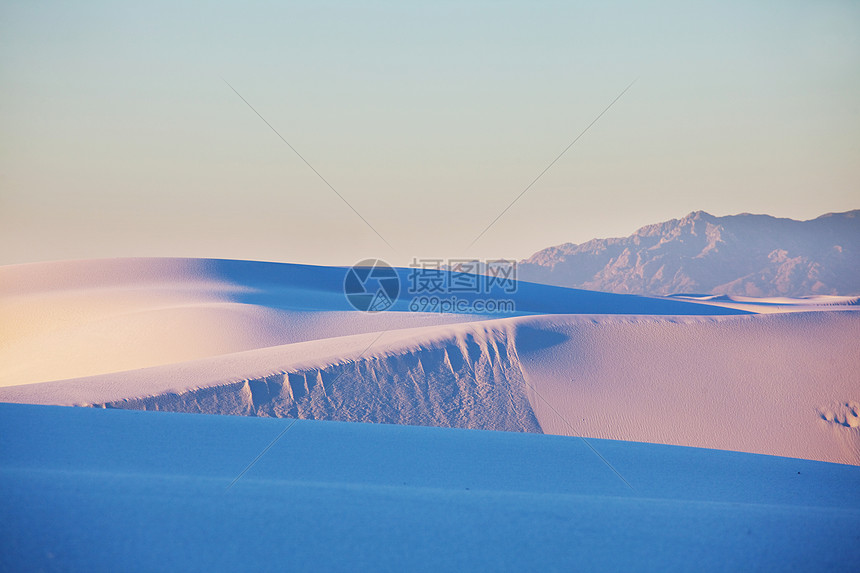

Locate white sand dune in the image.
[1,258,857,465]
[0,256,747,387]
[667,292,860,313]
[2,402,858,572]
[515,312,860,465]
[0,258,489,387]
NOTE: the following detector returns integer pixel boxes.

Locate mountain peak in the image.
[682,210,715,221]
[519,210,860,297]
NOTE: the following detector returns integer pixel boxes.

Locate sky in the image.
[2,0,858,268]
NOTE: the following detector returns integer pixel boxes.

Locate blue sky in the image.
[2,0,858,267]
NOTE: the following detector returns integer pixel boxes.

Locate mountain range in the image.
[518,210,860,297]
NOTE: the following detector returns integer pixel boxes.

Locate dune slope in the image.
[2,403,858,572]
[0,257,742,387]
[1,258,857,465]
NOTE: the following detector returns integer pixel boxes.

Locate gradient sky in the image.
[2,0,858,268]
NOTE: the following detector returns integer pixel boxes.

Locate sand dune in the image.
[667,293,860,313]
[515,312,860,465]
[1,258,857,465]
[3,402,858,572]
[0,258,491,386]
[0,257,741,387]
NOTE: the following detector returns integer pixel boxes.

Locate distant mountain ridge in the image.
[518,210,860,297]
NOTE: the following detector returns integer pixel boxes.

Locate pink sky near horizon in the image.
[2,1,858,268]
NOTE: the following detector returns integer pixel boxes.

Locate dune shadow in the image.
[516,326,569,354]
